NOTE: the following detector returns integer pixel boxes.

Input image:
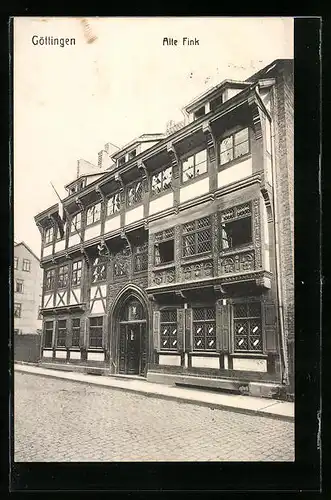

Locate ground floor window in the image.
[71,318,81,347]
[192,307,216,351]
[160,310,177,350]
[56,319,67,347]
[44,321,53,348]
[233,302,262,352]
[89,316,103,348]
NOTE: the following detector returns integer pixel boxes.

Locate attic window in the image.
[193,106,206,120]
[118,157,125,166]
[128,149,137,160]
[210,95,223,111]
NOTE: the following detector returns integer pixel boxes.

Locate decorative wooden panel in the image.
[177,308,185,352]
[153,310,161,351]
[181,260,213,281]
[262,300,277,353]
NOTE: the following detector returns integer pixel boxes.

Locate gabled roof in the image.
[14,241,40,262]
[111,133,166,160]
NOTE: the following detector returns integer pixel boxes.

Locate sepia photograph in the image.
[13,16,295,465]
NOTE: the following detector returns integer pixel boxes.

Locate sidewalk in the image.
[14,363,294,422]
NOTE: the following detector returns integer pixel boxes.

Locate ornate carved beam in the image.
[120,229,132,253]
[202,121,216,162]
[115,172,125,191]
[247,90,264,141]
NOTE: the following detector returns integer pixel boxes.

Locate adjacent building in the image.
[14,241,43,334]
[34,59,294,399]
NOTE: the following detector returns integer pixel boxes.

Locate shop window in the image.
[182,216,212,257]
[71,318,81,347]
[160,310,177,350]
[192,307,216,351]
[233,302,262,352]
[56,319,67,347]
[89,316,103,348]
[44,321,53,348]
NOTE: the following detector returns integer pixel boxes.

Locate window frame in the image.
[181,147,208,184]
[14,302,22,318]
[44,320,54,348]
[22,259,31,272]
[45,268,56,292]
[91,255,108,284]
[106,191,121,218]
[44,226,54,246]
[159,308,178,351]
[150,165,173,198]
[232,300,263,354]
[192,306,217,352]
[182,216,212,259]
[219,202,253,253]
[89,315,104,349]
[71,259,82,288]
[86,202,102,227]
[56,318,67,348]
[126,179,143,208]
[219,127,250,168]
[133,242,148,273]
[71,317,81,348]
[70,211,82,234]
[14,257,18,270]
[58,264,69,290]
[15,279,24,294]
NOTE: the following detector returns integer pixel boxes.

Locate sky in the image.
[13,16,294,256]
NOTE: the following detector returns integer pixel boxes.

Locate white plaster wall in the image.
[68,233,81,247]
[149,192,174,215]
[232,358,267,372]
[70,351,81,360]
[140,141,159,153]
[54,240,65,253]
[191,356,219,369]
[85,224,101,241]
[43,245,52,257]
[69,288,81,304]
[265,156,273,186]
[180,177,209,204]
[87,351,104,361]
[217,157,252,188]
[43,294,53,308]
[158,354,181,366]
[55,350,67,359]
[104,215,121,234]
[125,205,144,225]
[42,349,53,358]
[91,300,105,314]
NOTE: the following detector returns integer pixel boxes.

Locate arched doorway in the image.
[117,296,147,376]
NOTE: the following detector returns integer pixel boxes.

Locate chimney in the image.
[97,143,120,171]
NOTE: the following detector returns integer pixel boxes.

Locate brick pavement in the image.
[14,372,294,462]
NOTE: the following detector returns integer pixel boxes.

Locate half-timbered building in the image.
[34,59,294,399]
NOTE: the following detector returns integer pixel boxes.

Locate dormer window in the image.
[44,227,54,245]
[193,106,206,120]
[118,157,125,166]
[210,95,223,111]
[69,179,86,196]
[128,149,137,160]
[182,149,207,183]
[86,203,101,226]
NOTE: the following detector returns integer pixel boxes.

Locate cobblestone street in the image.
[14,372,294,462]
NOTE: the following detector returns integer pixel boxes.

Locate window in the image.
[154,240,174,265]
[57,319,67,347]
[160,310,178,350]
[58,265,69,289]
[192,307,216,351]
[151,166,172,196]
[44,321,53,348]
[15,279,24,293]
[182,216,212,257]
[123,299,145,321]
[71,212,81,233]
[233,302,262,352]
[14,257,18,269]
[86,203,101,226]
[91,255,107,283]
[118,156,125,166]
[107,193,121,216]
[45,269,55,291]
[210,95,223,111]
[127,180,143,207]
[22,259,31,272]
[193,106,206,120]
[220,203,252,250]
[182,149,207,183]
[14,302,22,318]
[89,316,103,348]
[128,149,137,160]
[71,260,82,287]
[71,318,81,347]
[45,226,54,245]
[133,243,148,272]
[220,127,249,166]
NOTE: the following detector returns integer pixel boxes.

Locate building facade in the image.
[34,59,294,399]
[14,242,43,334]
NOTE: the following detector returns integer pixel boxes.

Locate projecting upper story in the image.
[34,59,293,265]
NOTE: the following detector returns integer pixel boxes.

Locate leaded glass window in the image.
[86,203,101,226]
[233,302,262,352]
[58,265,69,289]
[91,256,107,283]
[151,166,172,195]
[192,307,216,351]
[182,216,212,257]
[71,260,82,287]
[160,310,177,351]
[133,242,148,272]
[107,193,121,216]
[127,181,143,207]
[45,269,55,291]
